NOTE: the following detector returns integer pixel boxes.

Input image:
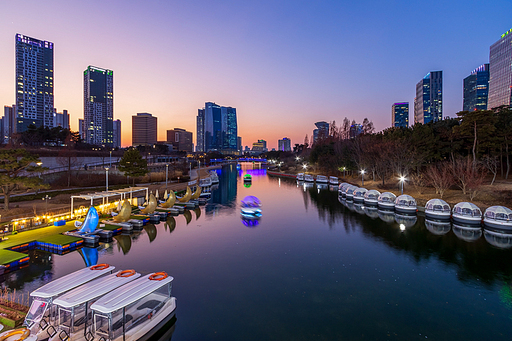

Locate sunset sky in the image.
[0,0,510,149]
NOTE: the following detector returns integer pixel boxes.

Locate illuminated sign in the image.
[501,28,512,39]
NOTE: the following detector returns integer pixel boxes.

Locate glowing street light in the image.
[105,167,109,192]
[165,164,169,188]
[295,156,301,162]
[399,175,406,195]
[342,166,346,178]
[360,169,365,186]
[302,163,308,172]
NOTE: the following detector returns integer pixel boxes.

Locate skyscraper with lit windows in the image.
[463,64,489,111]
[83,66,114,146]
[196,102,237,153]
[15,34,54,132]
[488,29,512,109]
[392,103,409,128]
[414,71,442,124]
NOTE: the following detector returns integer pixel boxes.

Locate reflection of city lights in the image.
[400,224,406,231]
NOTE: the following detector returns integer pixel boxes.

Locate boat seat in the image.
[112,314,133,331]
[137,300,160,310]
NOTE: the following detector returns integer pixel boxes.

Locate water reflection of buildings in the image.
[294,181,512,286]
[206,165,238,215]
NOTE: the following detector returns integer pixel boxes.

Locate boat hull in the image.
[395,206,417,214]
[378,202,395,211]
[425,211,451,221]
[483,218,512,231]
[452,214,481,226]
[353,197,364,203]
[364,199,378,206]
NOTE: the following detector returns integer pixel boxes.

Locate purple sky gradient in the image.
[0,0,510,148]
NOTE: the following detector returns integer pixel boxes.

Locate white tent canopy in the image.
[70,187,148,218]
[425,199,450,213]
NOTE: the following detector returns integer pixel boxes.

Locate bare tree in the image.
[451,158,488,197]
[467,163,487,201]
[57,148,81,187]
[424,162,454,198]
[483,155,499,185]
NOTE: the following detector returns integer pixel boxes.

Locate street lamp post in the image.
[36,162,43,179]
[399,176,405,195]
[42,195,51,215]
[109,150,112,168]
[342,167,346,178]
[303,164,308,173]
[361,170,365,186]
[166,164,169,188]
[105,167,109,192]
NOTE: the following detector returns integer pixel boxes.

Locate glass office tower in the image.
[392,102,409,128]
[463,64,489,111]
[15,34,54,132]
[488,29,512,109]
[83,66,114,146]
[197,102,237,153]
[414,71,442,124]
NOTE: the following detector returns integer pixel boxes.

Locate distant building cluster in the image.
[392,28,512,127]
[278,137,291,152]
[196,102,240,154]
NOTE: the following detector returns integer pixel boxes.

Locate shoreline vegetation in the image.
[266,106,512,211]
[267,170,512,210]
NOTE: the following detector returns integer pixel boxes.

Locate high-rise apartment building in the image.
[196,109,205,152]
[196,102,238,153]
[463,64,489,111]
[278,137,292,151]
[392,103,409,128]
[350,124,363,138]
[237,136,242,152]
[132,113,157,146]
[252,139,267,152]
[78,119,85,140]
[83,66,114,146]
[414,71,442,124]
[167,128,193,152]
[53,109,69,129]
[113,119,121,148]
[3,106,16,143]
[488,29,512,109]
[15,34,54,132]
[313,121,329,142]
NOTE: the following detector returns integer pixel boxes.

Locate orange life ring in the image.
[117,269,136,278]
[149,272,168,281]
[90,263,109,270]
[0,327,30,341]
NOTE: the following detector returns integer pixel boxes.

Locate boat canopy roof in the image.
[378,192,396,202]
[354,188,367,196]
[53,270,140,308]
[453,202,482,216]
[329,176,338,180]
[316,175,327,179]
[425,199,450,212]
[395,194,416,206]
[484,206,512,220]
[345,185,357,194]
[91,273,174,314]
[339,183,349,191]
[31,265,115,299]
[364,189,381,199]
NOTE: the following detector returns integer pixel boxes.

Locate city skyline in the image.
[0,1,511,148]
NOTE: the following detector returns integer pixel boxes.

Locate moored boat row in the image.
[337,182,512,230]
[296,174,338,184]
[5,264,176,341]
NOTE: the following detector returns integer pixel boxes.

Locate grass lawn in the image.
[0,249,28,265]
[101,224,123,231]
[36,234,82,246]
[0,222,78,250]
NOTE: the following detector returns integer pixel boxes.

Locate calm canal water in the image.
[5,163,512,340]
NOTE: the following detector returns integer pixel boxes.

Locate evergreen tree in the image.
[118,148,149,185]
[0,149,46,210]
